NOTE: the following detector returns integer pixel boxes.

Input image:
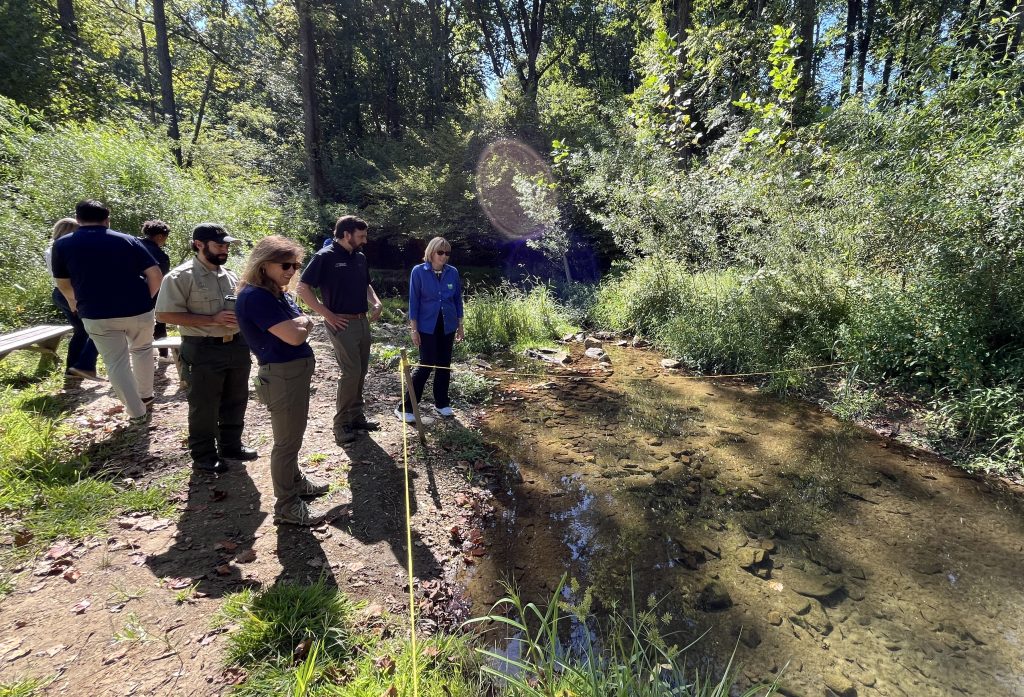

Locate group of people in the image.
[47,201,465,526]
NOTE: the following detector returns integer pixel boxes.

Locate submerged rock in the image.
[698,581,733,611]
[584,336,603,349]
[786,569,845,600]
[584,347,608,361]
[524,347,570,364]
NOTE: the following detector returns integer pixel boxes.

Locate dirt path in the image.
[0,323,492,696]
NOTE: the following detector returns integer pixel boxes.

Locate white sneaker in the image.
[393,408,435,426]
[436,406,455,418]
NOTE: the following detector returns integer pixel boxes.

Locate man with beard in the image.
[297,215,383,445]
[156,223,257,472]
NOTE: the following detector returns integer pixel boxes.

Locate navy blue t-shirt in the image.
[236,285,315,365]
[51,226,158,320]
[299,242,370,314]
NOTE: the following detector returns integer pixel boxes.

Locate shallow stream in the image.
[463,343,1024,697]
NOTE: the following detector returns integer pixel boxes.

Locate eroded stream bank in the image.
[462,341,1024,697]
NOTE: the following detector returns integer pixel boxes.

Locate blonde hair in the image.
[52,218,78,242]
[423,236,451,262]
[239,235,305,296]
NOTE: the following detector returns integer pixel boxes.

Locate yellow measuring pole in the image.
[398,354,419,697]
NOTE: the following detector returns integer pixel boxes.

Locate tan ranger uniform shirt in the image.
[156,257,239,338]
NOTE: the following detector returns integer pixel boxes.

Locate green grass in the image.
[218,578,479,696]
[437,424,492,463]
[463,283,576,355]
[0,677,51,697]
[449,370,494,404]
[466,576,778,697]
[0,360,179,562]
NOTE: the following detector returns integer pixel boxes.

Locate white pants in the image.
[83,311,155,418]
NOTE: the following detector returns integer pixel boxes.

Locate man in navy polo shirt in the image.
[52,200,163,422]
[296,215,383,445]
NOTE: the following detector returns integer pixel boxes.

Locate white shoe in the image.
[393,408,435,426]
[436,406,455,418]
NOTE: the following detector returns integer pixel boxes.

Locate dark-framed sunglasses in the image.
[277,262,302,270]
[435,250,451,256]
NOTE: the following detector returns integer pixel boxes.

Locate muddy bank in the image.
[464,341,1024,697]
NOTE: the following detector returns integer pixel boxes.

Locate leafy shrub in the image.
[463,283,576,354]
[0,98,314,331]
[450,370,494,404]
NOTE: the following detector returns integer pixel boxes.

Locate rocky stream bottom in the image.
[462,339,1024,697]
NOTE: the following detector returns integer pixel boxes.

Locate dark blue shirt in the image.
[299,242,370,314]
[51,226,158,320]
[138,237,171,274]
[409,263,463,335]
[236,285,314,365]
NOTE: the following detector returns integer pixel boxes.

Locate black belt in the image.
[182,334,243,345]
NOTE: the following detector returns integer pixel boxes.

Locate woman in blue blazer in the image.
[395,237,464,421]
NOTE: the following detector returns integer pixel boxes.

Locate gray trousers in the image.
[255,357,315,514]
[326,317,371,434]
[83,311,155,418]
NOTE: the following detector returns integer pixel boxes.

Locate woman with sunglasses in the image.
[396,236,464,422]
[235,236,328,526]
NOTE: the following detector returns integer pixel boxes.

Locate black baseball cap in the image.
[192,223,238,243]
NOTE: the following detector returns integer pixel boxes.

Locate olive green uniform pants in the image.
[254,356,315,515]
[326,317,371,435]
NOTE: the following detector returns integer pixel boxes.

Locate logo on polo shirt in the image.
[335,262,348,268]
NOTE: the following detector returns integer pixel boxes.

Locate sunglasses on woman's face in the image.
[435,250,450,256]
[277,262,301,270]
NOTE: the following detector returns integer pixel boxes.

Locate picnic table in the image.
[0,324,73,372]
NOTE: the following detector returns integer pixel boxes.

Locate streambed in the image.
[462,342,1024,697]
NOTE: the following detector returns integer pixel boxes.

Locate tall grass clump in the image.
[466,576,776,697]
[464,284,576,354]
[593,258,848,375]
[218,579,478,696]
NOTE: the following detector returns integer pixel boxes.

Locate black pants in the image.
[52,287,98,372]
[180,339,252,461]
[404,315,455,411]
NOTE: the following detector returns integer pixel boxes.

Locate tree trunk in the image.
[855,0,875,94]
[56,0,81,49]
[426,0,445,126]
[295,0,326,200]
[879,0,900,99]
[135,0,157,122]
[152,0,182,166]
[991,0,1021,59]
[795,0,816,121]
[185,63,216,168]
[840,0,862,101]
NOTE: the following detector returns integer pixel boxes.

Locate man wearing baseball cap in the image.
[156,223,257,473]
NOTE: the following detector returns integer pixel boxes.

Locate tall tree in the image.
[795,0,817,119]
[295,0,326,199]
[856,0,876,94]
[152,0,182,165]
[840,0,862,100]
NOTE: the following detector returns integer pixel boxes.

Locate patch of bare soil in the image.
[0,323,492,696]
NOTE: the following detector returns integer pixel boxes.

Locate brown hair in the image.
[239,235,305,297]
[334,215,368,238]
[51,218,78,242]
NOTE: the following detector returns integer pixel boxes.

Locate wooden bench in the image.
[153,335,182,363]
[0,325,73,372]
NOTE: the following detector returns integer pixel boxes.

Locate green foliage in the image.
[437,424,492,463]
[593,259,846,376]
[220,580,477,696]
[219,577,356,669]
[0,97,313,331]
[466,576,776,696]
[0,678,49,697]
[0,372,174,554]
[464,284,576,354]
[449,370,495,405]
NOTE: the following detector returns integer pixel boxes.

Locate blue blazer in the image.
[409,262,463,335]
